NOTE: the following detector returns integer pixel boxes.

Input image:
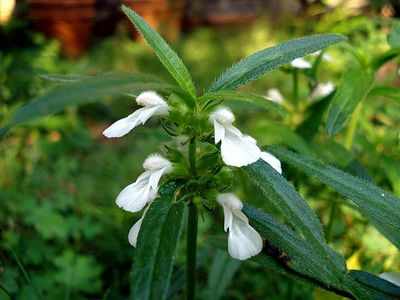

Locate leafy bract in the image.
[131,182,185,300]
[199,90,287,116]
[208,34,346,92]
[326,64,374,135]
[369,86,400,102]
[122,5,197,99]
[0,73,178,137]
[268,146,400,249]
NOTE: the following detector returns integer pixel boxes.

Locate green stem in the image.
[186,135,198,300]
[292,69,299,105]
[186,202,198,300]
[189,136,197,177]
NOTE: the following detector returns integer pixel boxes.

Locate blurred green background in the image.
[0,0,399,299]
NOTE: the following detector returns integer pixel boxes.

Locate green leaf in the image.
[268,146,400,249]
[369,86,400,102]
[0,73,178,137]
[208,34,346,92]
[204,250,240,300]
[326,65,374,135]
[121,5,196,99]
[199,91,287,116]
[243,161,344,281]
[244,205,344,285]
[131,182,185,300]
[296,93,333,139]
[388,22,400,49]
[371,49,400,71]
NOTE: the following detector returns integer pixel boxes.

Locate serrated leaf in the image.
[326,65,374,135]
[0,73,178,137]
[243,160,344,281]
[244,205,343,285]
[268,146,400,249]
[122,5,196,99]
[208,34,346,92]
[131,182,185,300]
[199,90,287,116]
[204,250,240,300]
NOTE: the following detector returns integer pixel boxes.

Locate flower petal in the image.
[148,167,167,190]
[260,151,282,174]
[115,172,156,212]
[103,110,142,138]
[228,216,263,260]
[128,216,144,247]
[214,121,225,144]
[221,128,261,167]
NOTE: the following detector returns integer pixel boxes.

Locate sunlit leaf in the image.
[326,64,374,135]
[208,34,346,92]
[122,5,197,99]
[269,146,400,249]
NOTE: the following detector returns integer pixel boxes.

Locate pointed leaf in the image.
[268,146,400,249]
[0,73,179,137]
[243,160,344,281]
[122,5,196,99]
[369,86,400,102]
[244,205,344,285]
[326,65,374,135]
[208,34,346,92]
[131,182,185,300]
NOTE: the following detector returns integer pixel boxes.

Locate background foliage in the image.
[1,2,400,299]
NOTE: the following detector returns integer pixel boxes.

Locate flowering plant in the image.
[2,5,400,300]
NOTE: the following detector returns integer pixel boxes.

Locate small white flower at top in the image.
[103,91,169,138]
[210,107,261,167]
[114,154,172,247]
[291,57,312,69]
[266,88,284,104]
[290,51,332,70]
[310,82,335,100]
[217,193,263,260]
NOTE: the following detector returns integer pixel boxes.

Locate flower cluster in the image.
[103,90,282,260]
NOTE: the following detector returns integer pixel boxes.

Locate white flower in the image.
[217,193,263,260]
[210,107,261,167]
[290,57,312,69]
[260,151,282,174]
[116,154,172,213]
[242,135,282,174]
[266,88,284,104]
[127,205,150,247]
[103,91,169,138]
[379,272,400,287]
[310,82,335,100]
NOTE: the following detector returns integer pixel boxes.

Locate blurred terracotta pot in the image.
[122,0,185,41]
[29,0,96,58]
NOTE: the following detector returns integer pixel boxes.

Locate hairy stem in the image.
[186,202,198,300]
[186,136,198,300]
[345,103,362,150]
[292,69,299,105]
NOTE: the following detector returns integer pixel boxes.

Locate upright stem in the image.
[189,136,197,177]
[186,202,198,300]
[186,136,198,300]
[292,69,299,105]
